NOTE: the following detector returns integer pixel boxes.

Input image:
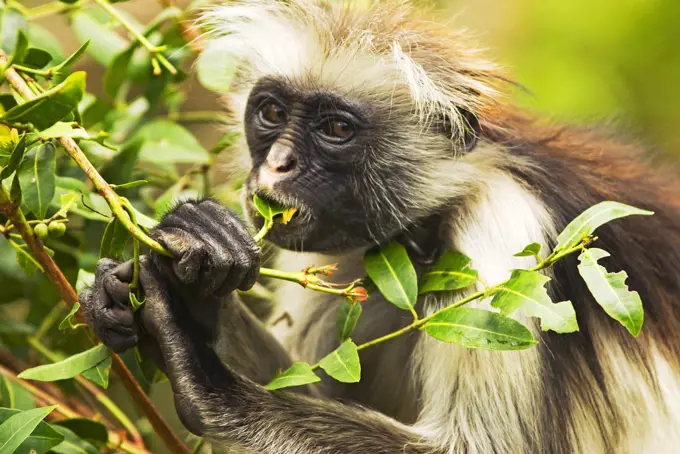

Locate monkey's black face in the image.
[242,78,387,252]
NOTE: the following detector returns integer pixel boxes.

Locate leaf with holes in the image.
[491,270,578,333]
[336,300,362,343]
[264,362,321,391]
[18,344,111,382]
[364,241,417,311]
[18,142,56,219]
[491,269,578,334]
[420,250,478,294]
[577,248,644,336]
[1,72,86,130]
[555,201,653,251]
[423,307,537,350]
[318,340,361,383]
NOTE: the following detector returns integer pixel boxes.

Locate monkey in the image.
[79,1,680,453]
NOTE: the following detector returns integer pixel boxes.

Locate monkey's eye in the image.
[317,118,356,143]
[258,102,287,126]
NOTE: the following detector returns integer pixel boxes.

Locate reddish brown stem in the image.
[0,50,190,454]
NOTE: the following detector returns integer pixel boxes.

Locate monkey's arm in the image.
[79,199,295,386]
[136,261,438,454]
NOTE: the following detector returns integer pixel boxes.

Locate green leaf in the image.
[135,120,210,164]
[18,344,112,382]
[1,72,86,130]
[100,138,142,185]
[0,405,58,454]
[26,25,64,65]
[196,40,238,92]
[336,300,362,343]
[514,242,542,257]
[54,192,80,220]
[14,243,43,276]
[81,356,112,389]
[18,142,57,219]
[0,408,64,453]
[58,301,82,333]
[100,218,129,260]
[22,48,53,69]
[0,7,28,54]
[419,250,478,294]
[363,241,418,311]
[75,269,95,295]
[0,377,35,411]
[0,133,26,180]
[31,122,89,140]
[11,29,28,63]
[70,11,127,67]
[51,40,90,72]
[264,362,321,391]
[577,248,644,336]
[318,340,361,383]
[252,194,289,222]
[104,46,135,98]
[50,425,98,454]
[423,307,538,350]
[52,419,108,450]
[491,269,578,334]
[555,201,654,251]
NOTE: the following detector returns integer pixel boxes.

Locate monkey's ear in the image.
[458,108,481,152]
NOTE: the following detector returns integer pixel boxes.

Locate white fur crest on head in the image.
[198,0,503,141]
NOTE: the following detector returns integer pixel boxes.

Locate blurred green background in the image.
[23,0,680,157]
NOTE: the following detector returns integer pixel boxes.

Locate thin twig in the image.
[93,0,178,75]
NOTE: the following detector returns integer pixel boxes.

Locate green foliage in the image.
[577,248,644,336]
[491,270,578,334]
[0,405,59,454]
[1,72,85,129]
[336,300,362,343]
[423,307,538,350]
[555,201,653,251]
[17,142,56,219]
[363,241,418,312]
[18,344,111,382]
[318,340,361,383]
[419,250,478,294]
[264,363,321,391]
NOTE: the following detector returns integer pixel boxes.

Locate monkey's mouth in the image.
[246,190,313,240]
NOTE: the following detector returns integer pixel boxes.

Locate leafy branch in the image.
[265,201,653,389]
[0,49,190,454]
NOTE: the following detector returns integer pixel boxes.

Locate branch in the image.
[93,0,177,76]
[0,188,189,453]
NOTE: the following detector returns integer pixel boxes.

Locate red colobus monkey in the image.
[81,1,680,453]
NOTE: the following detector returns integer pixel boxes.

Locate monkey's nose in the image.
[265,144,297,174]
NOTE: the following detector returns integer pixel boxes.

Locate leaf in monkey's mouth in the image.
[253,193,298,225]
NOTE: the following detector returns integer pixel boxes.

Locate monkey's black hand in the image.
[79,259,139,353]
[150,199,260,300]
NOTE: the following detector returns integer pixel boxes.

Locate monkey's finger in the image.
[152,227,205,284]
[103,261,135,306]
